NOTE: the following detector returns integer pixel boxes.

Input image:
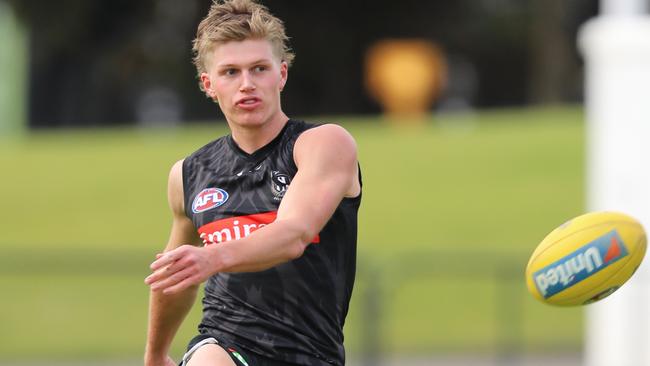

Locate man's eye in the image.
[254,66,266,72]
[225,69,237,76]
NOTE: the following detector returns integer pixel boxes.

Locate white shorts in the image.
[180,337,220,366]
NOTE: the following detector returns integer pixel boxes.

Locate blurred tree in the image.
[5,0,597,128]
[0,0,28,135]
[7,0,204,127]
[529,0,573,104]
[529,0,597,104]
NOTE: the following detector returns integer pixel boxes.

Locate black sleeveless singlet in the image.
[182,120,361,365]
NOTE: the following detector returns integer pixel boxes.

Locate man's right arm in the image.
[145,159,202,366]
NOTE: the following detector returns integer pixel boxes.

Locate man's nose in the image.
[239,72,256,92]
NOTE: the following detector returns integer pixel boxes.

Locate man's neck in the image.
[229,113,290,154]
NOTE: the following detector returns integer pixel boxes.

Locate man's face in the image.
[201,39,288,129]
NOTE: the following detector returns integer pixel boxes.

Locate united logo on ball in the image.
[192,188,229,213]
[526,211,647,306]
[532,230,628,299]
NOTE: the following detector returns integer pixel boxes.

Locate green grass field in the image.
[0,106,585,361]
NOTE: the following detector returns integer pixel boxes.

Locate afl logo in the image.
[192,188,229,213]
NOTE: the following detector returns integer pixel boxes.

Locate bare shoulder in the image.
[167,159,186,216]
[294,123,360,197]
[168,159,184,192]
[294,124,357,165]
[299,123,356,145]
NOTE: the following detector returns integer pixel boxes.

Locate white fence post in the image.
[579,2,650,364]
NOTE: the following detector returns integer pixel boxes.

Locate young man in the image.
[144,1,361,365]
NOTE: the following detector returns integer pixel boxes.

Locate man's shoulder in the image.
[285,119,317,134]
[293,122,358,172]
[289,120,354,143]
[295,122,356,148]
[186,134,231,163]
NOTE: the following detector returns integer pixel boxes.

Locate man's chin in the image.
[230,113,267,128]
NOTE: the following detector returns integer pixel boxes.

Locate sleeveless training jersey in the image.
[182,120,361,365]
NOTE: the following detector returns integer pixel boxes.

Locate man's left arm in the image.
[147,124,359,294]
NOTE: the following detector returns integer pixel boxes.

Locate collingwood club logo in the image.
[270,170,291,199]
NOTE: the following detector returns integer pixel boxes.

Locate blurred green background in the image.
[0,107,584,363]
[0,0,600,364]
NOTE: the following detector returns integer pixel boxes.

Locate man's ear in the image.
[279,61,288,91]
[201,73,216,99]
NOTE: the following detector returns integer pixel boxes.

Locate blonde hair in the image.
[192,0,295,91]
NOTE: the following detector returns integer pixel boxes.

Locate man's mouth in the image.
[236,97,262,109]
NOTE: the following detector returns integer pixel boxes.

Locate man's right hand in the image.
[144,354,176,366]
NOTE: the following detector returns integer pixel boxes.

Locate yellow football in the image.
[526,211,647,306]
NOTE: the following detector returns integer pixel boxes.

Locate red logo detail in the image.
[198,211,320,245]
[192,188,228,213]
[604,236,622,262]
